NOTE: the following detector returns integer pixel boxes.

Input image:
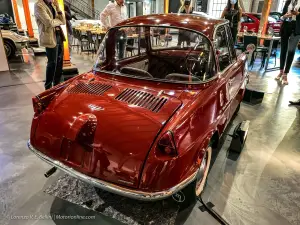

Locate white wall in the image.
[251,0,279,12]
[0,32,9,71]
[156,0,164,14]
[95,0,109,15]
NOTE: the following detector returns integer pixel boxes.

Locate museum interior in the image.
[0,0,300,224]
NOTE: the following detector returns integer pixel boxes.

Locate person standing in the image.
[221,0,242,44]
[64,3,76,57]
[177,0,194,47]
[34,0,66,90]
[276,0,300,85]
[100,0,128,59]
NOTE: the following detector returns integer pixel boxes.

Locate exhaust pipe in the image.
[44,167,57,178]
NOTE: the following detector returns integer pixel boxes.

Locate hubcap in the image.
[195,147,211,196]
[4,43,11,57]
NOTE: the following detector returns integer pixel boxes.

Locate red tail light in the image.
[32,90,57,114]
[157,131,177,156]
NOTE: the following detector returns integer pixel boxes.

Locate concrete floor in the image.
[0,50,299,225]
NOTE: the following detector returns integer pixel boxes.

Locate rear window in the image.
[253,14,276,23]
[94,26,217,84]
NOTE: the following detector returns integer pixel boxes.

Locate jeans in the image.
[45,32,64,90]
[67,33,73,57]
[230,26,238,45]
[280,24,300,74]
[116,30,126,59]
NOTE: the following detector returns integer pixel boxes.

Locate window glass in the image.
[215,27,231,71]
[225,25,236,60]
[241,16,254,23]
[94,26,217,83]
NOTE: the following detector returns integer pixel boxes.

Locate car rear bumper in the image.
[15,41,29,50]
[27,140,197,201]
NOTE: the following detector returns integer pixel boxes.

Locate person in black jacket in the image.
[221,0,242,44]
[276,0,300,85]
[64,3,76,56]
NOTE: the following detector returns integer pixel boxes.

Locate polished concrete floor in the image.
[0,50,299,225]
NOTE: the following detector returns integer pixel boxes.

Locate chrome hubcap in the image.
[196,152,207,189]
[4,44,11,57]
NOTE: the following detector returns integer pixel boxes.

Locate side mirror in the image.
[246,44,256,53]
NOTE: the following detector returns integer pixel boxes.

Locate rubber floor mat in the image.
[44,174,179,225]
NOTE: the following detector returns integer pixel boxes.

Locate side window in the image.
[215,27,231,71]
[225,25,236,60]
[115,27,146,60]
[241,16,254,23]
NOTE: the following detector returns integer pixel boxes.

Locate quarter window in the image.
[215,27,231,71]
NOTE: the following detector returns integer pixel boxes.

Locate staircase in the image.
[65,0,100,19]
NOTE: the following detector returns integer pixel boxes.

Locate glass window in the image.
[215,27,231,71]
[278,0,287,12]
[241,16,254,23]
[225,25,236,60]
[94,26,217,83]
[209,0,227,18]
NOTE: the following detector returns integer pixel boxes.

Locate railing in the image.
[65,0,100,19]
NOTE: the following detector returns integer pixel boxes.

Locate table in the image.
[238,33,281,70]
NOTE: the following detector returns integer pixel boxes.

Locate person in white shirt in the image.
[100,0,128,29]
[100,0,128,59]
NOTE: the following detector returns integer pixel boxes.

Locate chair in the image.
[126,38,137,57]
[243,36,268,69]
[87,31,96,55]
[72,28,81,52]
[263,39,279,67]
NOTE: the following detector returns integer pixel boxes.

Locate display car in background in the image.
[28,13,250,202]
[241,12,282,34]
[1,30,29,59]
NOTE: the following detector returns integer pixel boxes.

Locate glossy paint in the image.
[30,14,247,194]
[241,13,282,34]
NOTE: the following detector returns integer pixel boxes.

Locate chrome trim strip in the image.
[27,140,197,201]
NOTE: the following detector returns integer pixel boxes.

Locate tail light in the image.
[157,131,177,157]
[32,91,57,115]
[32,77,77,115]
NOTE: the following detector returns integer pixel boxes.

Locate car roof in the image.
[116,13,226,40]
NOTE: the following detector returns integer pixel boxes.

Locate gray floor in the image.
[0,50,300,225]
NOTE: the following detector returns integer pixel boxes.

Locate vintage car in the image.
[241,12,282,34]
[1,30,29,59]
[28,13,249,202]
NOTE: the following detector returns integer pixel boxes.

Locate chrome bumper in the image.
[27,140,197,201]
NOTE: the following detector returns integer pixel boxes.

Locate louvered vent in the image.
[116,88,168,113]
[67,82,112,96]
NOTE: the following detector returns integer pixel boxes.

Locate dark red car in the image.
[28,14,249,202]
[241,12,282,34]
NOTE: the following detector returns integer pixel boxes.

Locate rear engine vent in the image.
[67,82,112,96]
[116,88,168,112]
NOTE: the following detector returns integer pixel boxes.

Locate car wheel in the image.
[234,103,241,116]
[4,40,15,59]
[180,146,212,205]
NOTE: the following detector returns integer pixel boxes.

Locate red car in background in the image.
[241,13,282,34]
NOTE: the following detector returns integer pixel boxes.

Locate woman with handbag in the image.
[276,0,300,85]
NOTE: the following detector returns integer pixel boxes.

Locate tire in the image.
[180,146,212,205]
[4,40,15,59]
[234,103,241,116]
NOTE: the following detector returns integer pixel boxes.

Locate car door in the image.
[225,25,244,116]
[215,25,240,121]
